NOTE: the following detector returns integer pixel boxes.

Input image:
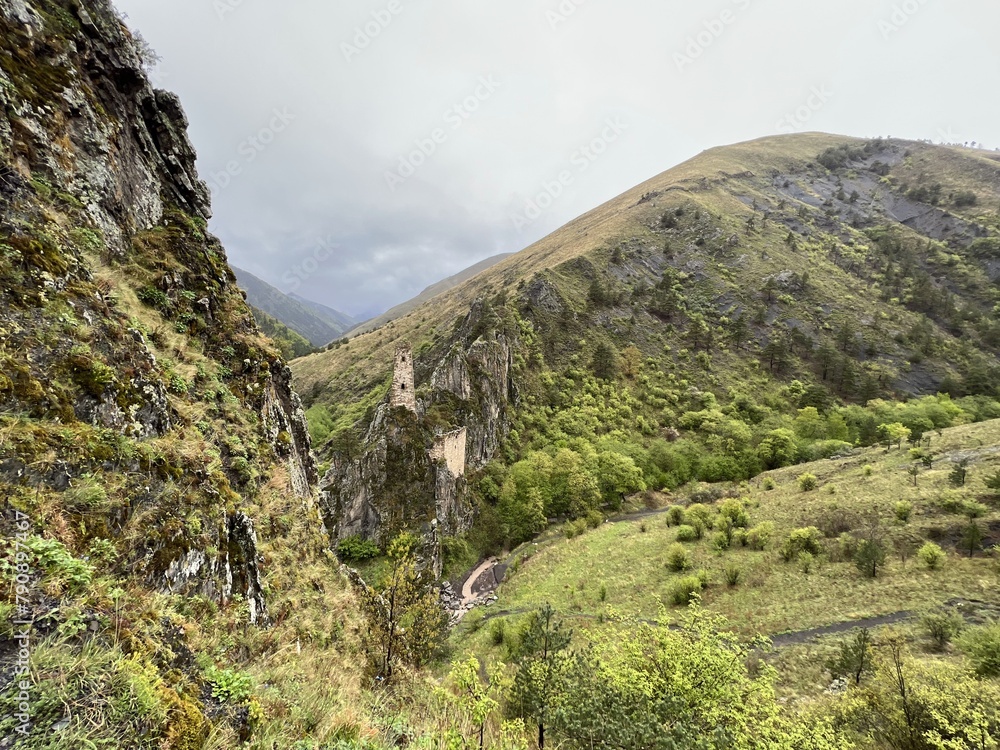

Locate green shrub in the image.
[719,499,750,528]
[675,525,699,543]
[87,538,118,565]
[799,551,815,574]
[137,286,170,311]
[962,501,989,519]
[798,473,818,492]
[205,666,254,704]
[746,522,774,551]
[936,491,963,514]
[684,503,715,529]
[335,535,380,562]
[665,506,685,526]
[565,519,588,539]
[584,510,604,529]
[918,541,946,570]
[863,465,874,477]
[711,531,731,552]
[666,543,692,572]
[954,190,978,207]
[779,527,823,562]
[598,583,607,602]
[921,610,965,652]
[669,575,703,605]
[957,622,1000,677]
[12,536,93,594]
[723,564,742,587]
[168,374,189,395]
[489,618,507,647]
[731,528,748,548]
[761,476,776,491]
[894,501,913,523]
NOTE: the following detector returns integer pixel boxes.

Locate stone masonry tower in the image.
[390,343,417,412]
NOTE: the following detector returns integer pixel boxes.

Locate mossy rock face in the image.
[7,232,70,277]
[378,409,437,540]
[0,15,74,107]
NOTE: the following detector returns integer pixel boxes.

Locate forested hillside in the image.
[293,133,1000,555]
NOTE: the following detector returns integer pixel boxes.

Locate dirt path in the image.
[769,611,913,647]
[461,557,499,605]
[468,606,923,649]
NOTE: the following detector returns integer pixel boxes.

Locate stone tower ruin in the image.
[390,343,417,412]
[429,427,467,478]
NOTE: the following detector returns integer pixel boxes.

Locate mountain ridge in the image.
[293,131,1000,414]
[340,251,513,338]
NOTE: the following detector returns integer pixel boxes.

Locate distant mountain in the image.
[341,252,512,337]
[232,266,353,347]
[290,293,359,332]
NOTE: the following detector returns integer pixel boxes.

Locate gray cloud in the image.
[114,0,1000,319]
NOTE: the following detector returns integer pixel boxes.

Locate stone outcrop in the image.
[318,304,518,573]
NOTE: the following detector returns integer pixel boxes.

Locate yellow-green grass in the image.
[453,419,1000,653]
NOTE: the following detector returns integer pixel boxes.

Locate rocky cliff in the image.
[317,302,518,565]
[0,0,316,624]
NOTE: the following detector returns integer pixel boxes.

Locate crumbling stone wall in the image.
[429,427,467,478]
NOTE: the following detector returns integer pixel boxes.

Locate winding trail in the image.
[461,557,499,606]
[460,603,999,650]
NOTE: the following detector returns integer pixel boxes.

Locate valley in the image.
[1,0,999,747]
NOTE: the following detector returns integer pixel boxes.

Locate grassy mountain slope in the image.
[339,252,513,338]
[295,133,1000,408]
[447,417,1000,732]
[457,417,1000,640]
[232,265,352,347]
[293,134,1000,526]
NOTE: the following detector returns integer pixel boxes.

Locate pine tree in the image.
[591,343,618,381]
[949,459,969,487]
[962,520,983,558]
[508,604,573,750]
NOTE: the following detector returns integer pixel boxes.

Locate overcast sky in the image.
[113,0,999,320]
